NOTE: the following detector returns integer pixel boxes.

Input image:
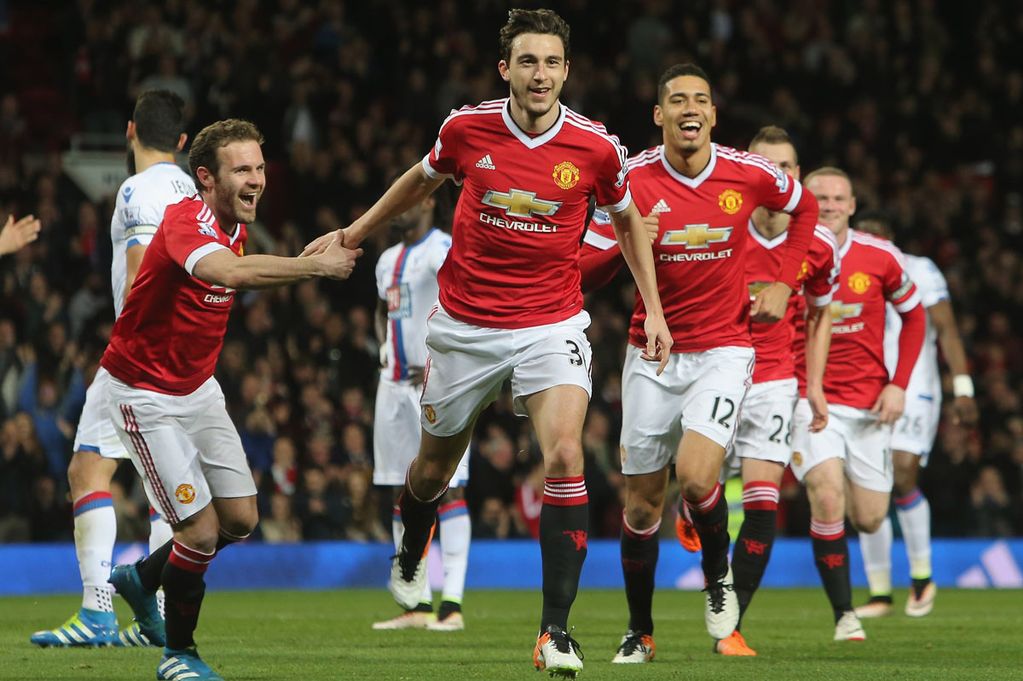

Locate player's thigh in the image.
[845,482,891,533]
[678,346,754,453]
[107,380,211,527]
[373,380,423,486]
[740,457,786,487]
[891,450,922,495]
[790,399,847,485]
[510,309,593,418]
[185,379,257,502]
[420,306,513,438]
[843,408,894,496]
[74,367,131,461]
[523,383,589,476]
[620,345,684,475]
[730,378,798,471]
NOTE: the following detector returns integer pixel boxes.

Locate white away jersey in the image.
[884,254,949,394]
[375,229,452,382]
[110,162,195,317]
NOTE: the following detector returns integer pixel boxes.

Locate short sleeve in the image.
[804,231,841,306]
[375,255,389,300]
[918,257,950,308]
[163,203,229,275]
[593,139,632,214]
[421,113,462,182]
[883,249,921,313]
[582,209,618,251]
[429,233,453,273]
[751,154,804,214]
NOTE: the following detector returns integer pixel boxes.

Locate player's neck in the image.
[834,224,850,247]
[507,98,561,134]
[663,143,711,179]
[133,147,177,175]
[751,210,790,240]
[402,225,430,246]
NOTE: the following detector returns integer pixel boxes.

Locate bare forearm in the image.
[804,305,831,390]
[348,164,441,244]
[211,254,326,290]
[611,208,664,317]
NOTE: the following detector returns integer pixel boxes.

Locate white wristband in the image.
[953,375,974,398]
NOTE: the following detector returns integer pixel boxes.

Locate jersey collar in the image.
[502,99,566,149]
[747,219,788,249]
[659,143,717,189]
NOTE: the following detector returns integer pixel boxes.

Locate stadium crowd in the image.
[1,0,1021,543]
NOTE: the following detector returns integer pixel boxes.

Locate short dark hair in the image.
[854,208,895,240]
[657,63,711,102]
[498,9,570,63]
[749,125,798,164]
[133,90,185,152]
[188,119,264,185]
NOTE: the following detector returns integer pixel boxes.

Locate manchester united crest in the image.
[718,189,743,215]
[848,272,871,295]
[175,483,196,504]
[552,161,580,190]
[797,259,810,282]
[791,451,803,467]
[424,404,437,424]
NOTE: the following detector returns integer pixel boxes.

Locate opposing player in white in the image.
[31,91,194,648]
[854,212,977,618]
[371,192,471,632]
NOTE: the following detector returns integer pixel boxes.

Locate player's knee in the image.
[679,478,716,505]
[624,499,661,531]
[220,516,257,540]
[851,510,886,534]
[66,454,103,497]
[806,483,844,521]
[543,437,583,476]
[892,468,916,497]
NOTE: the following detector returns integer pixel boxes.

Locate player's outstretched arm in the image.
[302,163,445,256]
[804,302,832,432]
[610,202,672,373]
[929,299,978,426]
[195,235,362,289]
[752,191,818,323]
[0,214,41,256]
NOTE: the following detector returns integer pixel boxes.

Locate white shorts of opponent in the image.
[373,378,469,487]
[620,345,754,476]
[890,387,941,463]
[419,304,593,438]
[107,375,257,525]
[72,367,129,459]
[790,398,894,493]
[722,377,798,480]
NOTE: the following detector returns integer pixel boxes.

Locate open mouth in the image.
[679,121,701,141]
[240,192,257,208]
[529,86,551,100]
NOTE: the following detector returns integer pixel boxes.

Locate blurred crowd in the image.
[1,0,1022,543]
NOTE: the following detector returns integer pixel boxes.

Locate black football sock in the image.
[810,518,852,622]
[684,483,730,581]
[137,539,173,592]
[539,476,588,631]
[732,481,781,626]
[162,540,214,650]
[620,515,660,634]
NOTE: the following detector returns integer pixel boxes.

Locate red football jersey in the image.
[422,98,630,329]
[813,230,921,408]
[102,196,246,395]
[747,223,840,383]
[623,144,817,353]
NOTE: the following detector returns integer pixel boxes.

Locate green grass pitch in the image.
[3,588,1021,680]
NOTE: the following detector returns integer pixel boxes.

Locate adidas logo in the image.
[650,198,671,214]
[475,154,496,170]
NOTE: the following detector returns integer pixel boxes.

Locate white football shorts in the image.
[790,399,893,493]
[107,375,257,525]
[73,366,129,459]
[373,378,469,486]
[723,377,798,478]
[620,345,754,475]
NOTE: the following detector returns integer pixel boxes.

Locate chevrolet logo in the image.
[830,300,863,322]
[661,224,732,249]
[481,189,562,218]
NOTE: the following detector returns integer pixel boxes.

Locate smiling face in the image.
[655,75,716,154]
[498,32,568,123]
[806,172,856,238]
[198,140,266,225]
